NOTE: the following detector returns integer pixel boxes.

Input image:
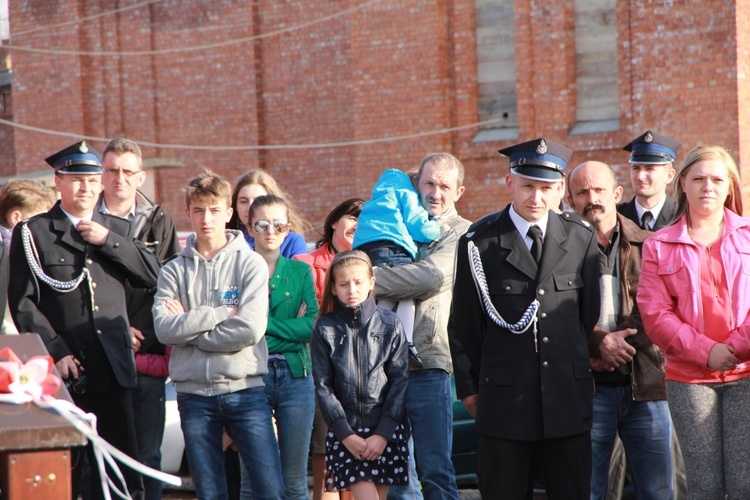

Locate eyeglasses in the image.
[252,219,291,234]
[103,168,142,177]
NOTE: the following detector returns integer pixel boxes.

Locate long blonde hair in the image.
[672,145,742,222]
[230,169,312,238]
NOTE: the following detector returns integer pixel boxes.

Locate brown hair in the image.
[0,179,56,227]
[185,169,232,208]
[230,169,312,237]
[317,198,364,249]
[417,152,465,187]
[672,145,742,222]
[319,250,374,316]
[248,194,289,224]
[102,137,143,168]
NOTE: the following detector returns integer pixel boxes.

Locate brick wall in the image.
[4,0,749,231]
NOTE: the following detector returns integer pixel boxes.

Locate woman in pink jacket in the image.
[638,145,750,499]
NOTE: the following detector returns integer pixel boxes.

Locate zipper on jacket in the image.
[354,307,363,425]
[299,351,307,377]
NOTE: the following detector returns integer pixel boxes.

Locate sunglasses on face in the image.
[252,219,291,234]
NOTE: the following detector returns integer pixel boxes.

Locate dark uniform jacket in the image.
[588,214,666,401]
[617,196,676,231]
[8,202,160,392]
[452,207,600,441]
[98,192,182,356]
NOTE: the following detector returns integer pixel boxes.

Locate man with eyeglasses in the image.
[97,137,181,500]
[9,141,161,499]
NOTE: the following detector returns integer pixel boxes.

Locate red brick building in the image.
[2,0,749,233]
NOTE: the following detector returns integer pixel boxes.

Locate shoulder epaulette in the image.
[464,210,503,240]
[560,211,594,232]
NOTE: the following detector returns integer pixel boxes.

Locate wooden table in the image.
[0,334,87,499]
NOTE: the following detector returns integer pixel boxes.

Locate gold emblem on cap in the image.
[79,141,89,153]
[536,139,548,155]
[644,131,653,143]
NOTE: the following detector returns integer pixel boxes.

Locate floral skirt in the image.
[324,423,410,492]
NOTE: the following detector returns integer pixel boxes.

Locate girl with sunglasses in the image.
[239,194,319,499]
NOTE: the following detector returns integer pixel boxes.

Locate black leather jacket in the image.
[312,295,409,441]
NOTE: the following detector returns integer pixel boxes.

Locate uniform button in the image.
[86,259,93,265]
[285,291,290,296]
[113,242,120,248]
[542,337,549,343]
[94,306,99,312]
[58,258,65,263]
[270,284,276,289]
[92,282,97,289]
[568,280,572,286]
[504,285,511,291]
[538,288,545,296]
[485,377,489,382]
[540,312,547,319]
[96,330,102,335]
[542,361,549,367]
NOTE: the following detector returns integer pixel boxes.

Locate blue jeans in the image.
[590,384,672,500]
[356,240,414,267]
[132,374,166,500]
[177,387,285,500]
[388,369,459,500]
[240,360,315,500]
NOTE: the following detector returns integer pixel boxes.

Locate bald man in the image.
[567,161,672,500]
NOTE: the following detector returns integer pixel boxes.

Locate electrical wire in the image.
[10,0,164,37]
[0,116,506,150]
[3,0,380,57]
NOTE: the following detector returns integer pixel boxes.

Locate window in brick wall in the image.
[0,0,7,41]
[473,0,518,143]
[570,0,619,135]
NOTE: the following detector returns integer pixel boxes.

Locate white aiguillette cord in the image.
[467,240,540,350]
[34,396,182,500]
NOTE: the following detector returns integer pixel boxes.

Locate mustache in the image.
[583,204,606,215]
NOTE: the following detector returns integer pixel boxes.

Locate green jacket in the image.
[267,257,319,378]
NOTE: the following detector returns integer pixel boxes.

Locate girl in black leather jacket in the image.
[312,250,410,498]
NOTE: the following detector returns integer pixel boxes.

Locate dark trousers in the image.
[478,431,591,500]
[132,374,167,500]
[73,388,144,500]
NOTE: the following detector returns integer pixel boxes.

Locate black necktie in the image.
[528,225,543,264]
[641,211,654,230]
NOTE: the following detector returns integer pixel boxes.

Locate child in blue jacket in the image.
[353,168,442,364]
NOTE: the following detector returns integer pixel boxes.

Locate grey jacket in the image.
[374,207,470,372]
[153,230,269,396]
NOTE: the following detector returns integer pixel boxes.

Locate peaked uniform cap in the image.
[499,137,572,182]
[623,130,681,165]
[44,141,103,174]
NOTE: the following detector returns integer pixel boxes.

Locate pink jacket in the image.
[638,209,750,379]
[292,243,334,305]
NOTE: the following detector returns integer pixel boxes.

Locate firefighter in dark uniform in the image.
[8,141,160,500]
[617,130,681,231]
[452,138,601,499]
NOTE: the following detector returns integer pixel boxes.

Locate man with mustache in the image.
[618,130,680,231]
[568,161,673,500]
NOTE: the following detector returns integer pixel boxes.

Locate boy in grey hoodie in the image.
[153,170,285,500]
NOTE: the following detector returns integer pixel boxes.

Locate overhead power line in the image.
[0,117,507,150]
[10,0,164,37]
[3,0,380,57]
